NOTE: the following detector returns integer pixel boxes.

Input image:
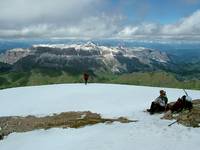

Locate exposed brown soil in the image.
[0,111,136,140]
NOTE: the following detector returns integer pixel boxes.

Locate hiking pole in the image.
[168,120,177,127]
[183,89,188,96]
[183,89,192,101]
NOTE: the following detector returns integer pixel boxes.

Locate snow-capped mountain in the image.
[0,42,170,73]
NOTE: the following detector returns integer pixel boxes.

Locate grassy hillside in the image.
[0,70,200,90]
[0,69,82,89]
[109,72,200,89]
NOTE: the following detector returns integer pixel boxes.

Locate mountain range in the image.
[0,41,200,89]
[0,42,171,73]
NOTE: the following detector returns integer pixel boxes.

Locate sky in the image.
[0,0,200,40]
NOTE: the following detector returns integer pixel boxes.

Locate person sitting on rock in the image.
[167,95,193,113]
[161,95,193,120]
[148,90,168,114]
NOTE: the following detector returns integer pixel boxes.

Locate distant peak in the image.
[84,41,97,47]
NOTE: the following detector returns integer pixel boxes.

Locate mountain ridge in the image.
[0,42,200,90]
[0,42,170,74]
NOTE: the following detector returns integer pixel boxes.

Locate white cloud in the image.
[0,0,101,27]
[161,10,200,35]
[118,23,160,37]
[0,15,123,38]
[0,0,200,40]
[117,10,200,39]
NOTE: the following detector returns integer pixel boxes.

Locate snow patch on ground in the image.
[0,84,199,118]
[0,84,200,150]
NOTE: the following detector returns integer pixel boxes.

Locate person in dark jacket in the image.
[168,95,193,112]
[148,90,168,114]
[83,72,89,85]
[0,133,4,140]
[162,95,193,119]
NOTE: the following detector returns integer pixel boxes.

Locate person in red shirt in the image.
[83,72,89,85]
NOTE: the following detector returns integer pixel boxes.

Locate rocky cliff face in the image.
[0,42,171,73]
[0,48,33,64]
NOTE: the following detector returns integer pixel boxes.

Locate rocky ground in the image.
[162,99,200,127]
[177,99,200,127]
[0,100,199,141]
[0,111,135,140]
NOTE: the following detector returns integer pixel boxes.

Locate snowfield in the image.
[0,83,200,150]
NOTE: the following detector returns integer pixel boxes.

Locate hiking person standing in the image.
[148,90,168,114]
[83,72,89,85]
[0,132,4,140]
